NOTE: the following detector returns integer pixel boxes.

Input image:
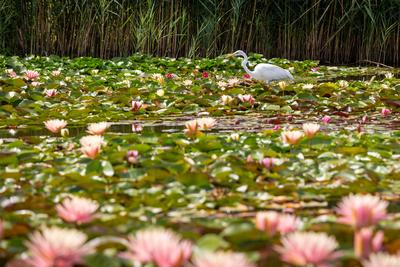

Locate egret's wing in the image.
[254,64,294,81]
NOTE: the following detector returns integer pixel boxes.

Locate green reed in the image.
[0,0,399,65]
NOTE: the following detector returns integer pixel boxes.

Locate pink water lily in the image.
[303,123,320,138]
[51,70,61,76]
[336,194,388,229]
[256,211,300,236]
[321,115,332,124]
[121,228,192,267]
[126,150,139,164]
[6,69,17,78]
[184,119,199,137]
[56,196,99,224]
[87,122,110,135]
[131,100,143,112]
[261,157,275,170]
[25,227,92,267]
[193,251,255,267]
[281,130,303,145]
[363,253,400,267]
[44,89,57,97]
[275,231,342,267]
[381,108,391,116]
[80,135,105,159]
[196,117,216,131]
[238,94,255,105]
[25,70,40,80]
[44,119,67,133]
[354,228,383,259]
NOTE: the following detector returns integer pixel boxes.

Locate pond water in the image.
[1,113,398,139]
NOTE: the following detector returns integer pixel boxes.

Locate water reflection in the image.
[0,114,398,139]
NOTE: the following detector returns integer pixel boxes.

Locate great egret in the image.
[232,50,294,83]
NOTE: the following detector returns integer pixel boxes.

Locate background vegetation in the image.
[0,0,399,65]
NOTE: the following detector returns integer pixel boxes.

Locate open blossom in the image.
[384,72,394,79]
[80,135,105,159]
[354,228,383,259]
[6,69,17,78]
[321,115,332,124]
[184,119,199,137]
[217,81,228,89]
[302,83,314,90]
[256,212,300,236]
[31,82,41,87]
[165,73,176,79]
[202,72,209,78]
[44,89,57,97]
[25,70,40,80]
[126,150,139,164]
[336,194,388,229]
[152,73,165,84]
[381,108,391,116]
[196,117,216,131]
[44,119,67,133]
[193,251,255,267]
[51,70,61,77]
[363,253,400,267]
[238,94,255,105]
[182,79,193,86]
[227,78,240,87]
[220,95,233,105]
[275,232,341,267]
[281,130,303,145]
[87,122,110,135]
[338,80,349,88]
[121,228,192,267]
[243,73,251,79]
[25,227,92,267]
[132,100,143,111]
[303,123,320,138]
[56,196,99,224]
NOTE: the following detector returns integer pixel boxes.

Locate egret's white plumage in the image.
[233,50,294,83]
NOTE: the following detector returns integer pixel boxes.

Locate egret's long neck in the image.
[241,55,253,75]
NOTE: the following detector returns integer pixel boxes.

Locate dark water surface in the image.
[0,113,399,139]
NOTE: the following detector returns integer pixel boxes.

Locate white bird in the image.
[232,50,294,83]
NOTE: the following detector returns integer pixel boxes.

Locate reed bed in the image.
[0,0,399,65]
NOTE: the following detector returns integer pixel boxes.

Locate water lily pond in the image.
[0,54,400,266]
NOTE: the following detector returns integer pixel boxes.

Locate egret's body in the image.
[233,50,294,83]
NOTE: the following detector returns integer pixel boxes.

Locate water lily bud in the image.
[126,150,139,164]
[278,81,288,90]
[156,89,165,97]
[381,108,391,116]
[60,128,69,137]
[321,115,332,124]
[273,125,281,131]
[261,157,275,170]
[230,133,240,141]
